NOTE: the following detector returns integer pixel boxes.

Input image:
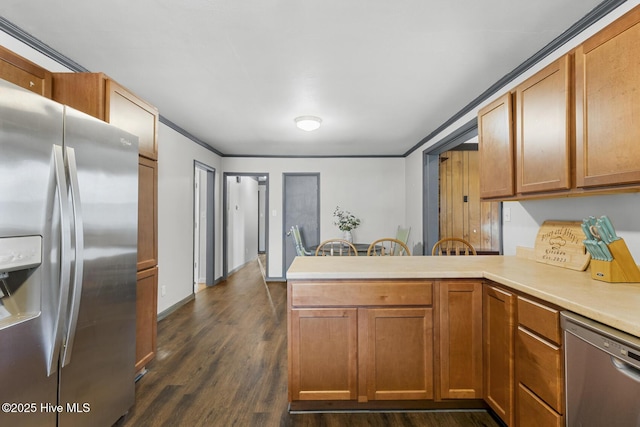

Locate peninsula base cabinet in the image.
[483,282,516,427]
[437,280,483,400]
[288,277,566,423]
[515,296,564,426]
[288,280,434,404]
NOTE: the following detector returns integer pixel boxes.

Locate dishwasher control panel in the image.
[561,311,640,369]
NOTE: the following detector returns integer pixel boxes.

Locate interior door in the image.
[283,173,320,273]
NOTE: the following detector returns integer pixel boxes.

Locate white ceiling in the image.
[1,0,606,156]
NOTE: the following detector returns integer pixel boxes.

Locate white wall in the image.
[222,157,406,279]
[157,125,222,313]
[503,194,640,261]
[226,176,259,272]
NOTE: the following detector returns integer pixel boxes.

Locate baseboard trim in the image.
[157,293,195,321]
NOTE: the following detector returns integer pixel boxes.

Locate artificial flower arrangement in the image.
[333,206,361,231]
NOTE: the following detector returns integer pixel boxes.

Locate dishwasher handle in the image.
[611,356,640,383]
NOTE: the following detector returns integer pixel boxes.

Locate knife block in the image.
[590,238,640,283]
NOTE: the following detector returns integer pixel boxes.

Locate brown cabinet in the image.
[138,156,158,271]
[288,279,434,405]
[515,55,571,194]
[575,5,640,188]
[289,308,358,401]
[136,267,158,373]
[436,280,483,399]
[360,307,433,401]
[478,93,515,198]
[483,282,516,426]
[52,72,159,374]
[0,45,52,98]
[515,296,564,425]
[52,72,158,159]
[479,6,640,200]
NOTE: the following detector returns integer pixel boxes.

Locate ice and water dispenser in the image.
[0,235,42,328]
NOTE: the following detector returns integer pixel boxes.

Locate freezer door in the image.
[58,106,138,427]
[0,79,61,426]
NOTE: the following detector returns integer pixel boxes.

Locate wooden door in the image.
[360,307,433,401]
[436,280,483,399]
[478,93,515,198]
[289,308,358,401]
[439,149,501,252]
[575,6,640,188]
[515,55,571,193]
[483,283,516,426]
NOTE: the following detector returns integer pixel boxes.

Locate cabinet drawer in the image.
[517,383,563,427]
[290,280,433,307]
[516,326,563,413]
[518,296,561,345]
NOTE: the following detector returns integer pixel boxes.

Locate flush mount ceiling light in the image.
[295,116,322,131]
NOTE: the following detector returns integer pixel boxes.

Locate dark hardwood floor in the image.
[119,259,500,427]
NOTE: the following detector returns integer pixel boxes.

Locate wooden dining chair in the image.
[315,239,359,256]
[367,238,411,256]
[431,237,477,256]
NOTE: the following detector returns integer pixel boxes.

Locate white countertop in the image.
[287,255,640,337]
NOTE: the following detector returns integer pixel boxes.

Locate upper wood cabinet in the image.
[0,45,52,98]
[515,55,572,194]
[575,6,640,188]
[478,93,515,198]
[52,72,159,160]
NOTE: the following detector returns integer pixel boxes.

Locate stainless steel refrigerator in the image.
[0,78,138,426]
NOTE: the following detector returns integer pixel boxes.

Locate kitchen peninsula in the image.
[286,255,640,423]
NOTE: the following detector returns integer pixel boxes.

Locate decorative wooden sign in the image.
[534,220,590,271]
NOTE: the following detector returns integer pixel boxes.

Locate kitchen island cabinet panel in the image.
[289,308,358,401]
[437,280,483,399]
[517,383,563,427]
[361,307,433,401]
[483,283,516,426]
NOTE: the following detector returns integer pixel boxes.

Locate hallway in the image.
[120,260,500,426]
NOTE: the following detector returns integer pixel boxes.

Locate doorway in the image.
[282,173,320,274]
[223,173,269,279]
[423,119,502,255]
[193,162,215,293]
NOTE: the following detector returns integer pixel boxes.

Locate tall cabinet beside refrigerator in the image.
[0,79,138,426]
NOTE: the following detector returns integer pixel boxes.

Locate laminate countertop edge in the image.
[287,255,640,338]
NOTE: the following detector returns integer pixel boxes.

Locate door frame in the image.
[422,119,503,255]
[193,161,215,290]
[222,172,269,279]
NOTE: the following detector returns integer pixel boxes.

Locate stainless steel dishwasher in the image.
[561,311,640,427]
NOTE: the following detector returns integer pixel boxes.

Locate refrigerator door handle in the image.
[47,145,72,376]
[61,147,84,367]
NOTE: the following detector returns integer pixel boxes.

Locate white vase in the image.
[343,230,353,243]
